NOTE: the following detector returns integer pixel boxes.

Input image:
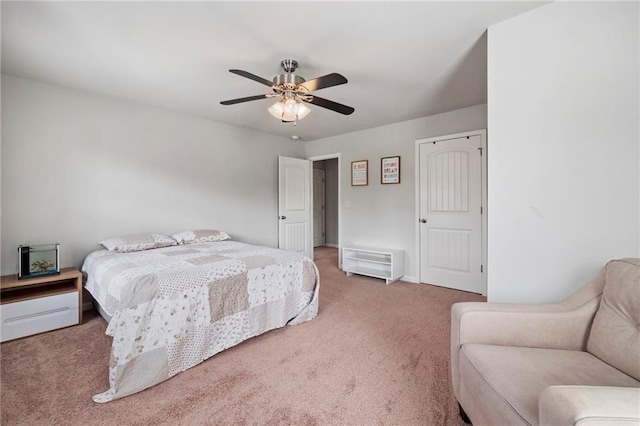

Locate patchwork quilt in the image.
[82,241,319,402]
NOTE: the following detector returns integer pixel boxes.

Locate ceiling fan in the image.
[220,59,355,123]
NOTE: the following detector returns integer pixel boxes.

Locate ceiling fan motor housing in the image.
[273,59,306,92]
[274,59,305,89]
[273,73,305,87]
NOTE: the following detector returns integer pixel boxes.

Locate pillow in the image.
[171,230,231,245]
[100,233,177,253]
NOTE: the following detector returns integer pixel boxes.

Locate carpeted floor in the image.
[1,247,485,425]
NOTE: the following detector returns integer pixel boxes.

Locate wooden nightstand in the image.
[0,267,83,342]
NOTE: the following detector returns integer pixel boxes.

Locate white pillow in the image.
[100,233,177,253]
[171,230,231,245]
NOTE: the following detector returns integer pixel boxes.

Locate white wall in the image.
[305,104,487,280]
[1,75,305,274]
[487,2,639,303]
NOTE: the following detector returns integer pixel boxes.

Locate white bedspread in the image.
[81,241,319,402]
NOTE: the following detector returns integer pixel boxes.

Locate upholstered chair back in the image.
[587,258,640,381]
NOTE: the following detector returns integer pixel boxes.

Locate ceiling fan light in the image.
[268,98,311,122]
[282,98,302,121]
[268,101,286,120]
[296,102,311,120]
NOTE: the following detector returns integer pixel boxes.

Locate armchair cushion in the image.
[460,344,640,425]
[539,386,640,426]
[587,258,640,381]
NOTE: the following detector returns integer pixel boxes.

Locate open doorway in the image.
[310,155,340,267]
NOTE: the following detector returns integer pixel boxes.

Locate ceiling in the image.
[1,1,545,141]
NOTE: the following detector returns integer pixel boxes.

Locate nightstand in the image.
[0,267,82,342]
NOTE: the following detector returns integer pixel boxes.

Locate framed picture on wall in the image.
[381,156,401,184]
[351,160,368,186]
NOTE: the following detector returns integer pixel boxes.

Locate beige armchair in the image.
[451,258,640,426]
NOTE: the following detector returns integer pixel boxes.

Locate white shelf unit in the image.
[342,246,405,284]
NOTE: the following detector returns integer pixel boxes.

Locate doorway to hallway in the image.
[311,156,340,268]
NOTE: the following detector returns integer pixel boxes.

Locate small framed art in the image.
[381,156,401,184]
[351,160,368,186]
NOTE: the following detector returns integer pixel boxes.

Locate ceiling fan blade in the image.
[220,94,269,105]
[304,95,355,115]
[300,73,348,92]
[229,69,273,87]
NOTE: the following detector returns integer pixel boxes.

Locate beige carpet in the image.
[1,247,484,425]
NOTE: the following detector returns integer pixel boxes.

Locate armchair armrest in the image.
[539,386,640,426]
[452,298,601,351]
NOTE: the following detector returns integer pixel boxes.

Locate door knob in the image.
[280,215,287,220]
[420,219,427,223]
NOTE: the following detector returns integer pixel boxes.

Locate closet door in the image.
[418,135,484,293]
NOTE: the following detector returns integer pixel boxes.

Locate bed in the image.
[81,239,319,403]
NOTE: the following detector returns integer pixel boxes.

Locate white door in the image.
[278,156,313,259]
[313,169,326,247]
[419,135,483,293]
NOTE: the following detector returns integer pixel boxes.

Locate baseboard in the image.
[82,301,94,311]
[324,243,339,248]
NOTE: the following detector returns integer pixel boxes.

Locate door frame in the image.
[414,129,488,295]
[312,169,326,247]
[308,153,342,266]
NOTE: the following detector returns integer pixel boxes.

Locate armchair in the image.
[451,258,640,425]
